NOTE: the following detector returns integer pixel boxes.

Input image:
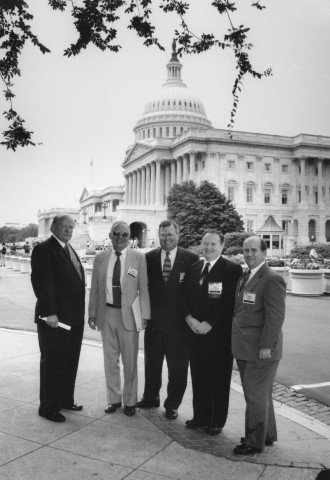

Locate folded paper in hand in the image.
[132,296,144,331]
[39,316,71,331]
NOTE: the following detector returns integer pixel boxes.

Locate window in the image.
[153,128,156,137]
[147,129,150,138]
[227,160,235,169]
[282,190,288,205]
[299,165,301,174]
[298,189,301,203]
[282,165,288,173]
[246,187,253,203]
[246,162,254,171]
[264,189,271,203]
[264,163,271,172]
[195,163,198,172]
[166,126,169,136]
[246,220,253,233]
[142,130,145,139]
[180,126,184,133]
[173,126,176,136]
[159,127,162,137]
[202,160,205,169]
[315,167,318,176]
[315,190,318,204]
[228,186,235,202]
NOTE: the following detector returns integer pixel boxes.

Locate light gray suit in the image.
[232,263,286,450]
[89,248,150,406]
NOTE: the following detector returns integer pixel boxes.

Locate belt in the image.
[106,303,121,309]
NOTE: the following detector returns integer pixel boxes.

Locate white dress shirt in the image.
[106,248,127,304]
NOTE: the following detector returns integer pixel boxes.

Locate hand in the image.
[198,321,212,335]
[46,315,58,328]
[185,315,201,334]
[259,348,271,360]
[88,317,97,330]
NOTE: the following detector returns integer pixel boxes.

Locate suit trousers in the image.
[190,333,233,428]
[38,322,84,414]
[237,359,279,450]
[143,328,189,409]
[100,307,139,407]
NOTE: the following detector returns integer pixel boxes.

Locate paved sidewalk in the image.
[0,328,329,480]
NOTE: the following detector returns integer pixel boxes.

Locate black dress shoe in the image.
[105,403,121,414]
[39,411,66,423]
[63,404,83,411]
[124,405,136,416]
[165,408,178,420]
[136,398,160,408]
[233,444,262,455]
[185,419,208,430]
[206,425,222,436]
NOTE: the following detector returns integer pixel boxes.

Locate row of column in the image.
[125,153,198,206]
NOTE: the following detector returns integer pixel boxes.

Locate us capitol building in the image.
[40,44,330,251]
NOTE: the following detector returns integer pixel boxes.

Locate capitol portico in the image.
[81,43,330,250]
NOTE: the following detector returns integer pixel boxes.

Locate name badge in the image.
[243,292,256,304]
[208,282,222,299]
[179,272,185,283]
[127,267,138,279]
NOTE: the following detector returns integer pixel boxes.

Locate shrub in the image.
[267,257,285,267]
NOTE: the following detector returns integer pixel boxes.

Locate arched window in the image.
[173,127,176,136]
[308,219,316,242]
[153,128,156,137]
[325,220,330,242]
[166,126,169,136]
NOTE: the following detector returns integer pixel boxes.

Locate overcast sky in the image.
[1,0,330,226]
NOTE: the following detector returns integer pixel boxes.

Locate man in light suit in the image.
[88,221,150,416]
[137,220,199,420]
[232,236,286,455]
[31,215,85,423]
[182,230,242,435]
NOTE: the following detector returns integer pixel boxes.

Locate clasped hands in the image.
[186,315,212,335]
[259,348,272,360]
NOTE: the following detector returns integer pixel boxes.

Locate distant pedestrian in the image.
[24,242,30,254]
[0,243,6,266]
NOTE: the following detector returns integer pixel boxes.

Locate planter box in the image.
[83,264,93,289]
[12,257,21,271]
[324,270,330,295]
[290,269,324,296]
[20,258,31,274]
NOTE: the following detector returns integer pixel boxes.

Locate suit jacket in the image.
[232,263,286,362]
[146,247,199,333]
[182,256,243,342]
[88,248,150,331]
[31,236,85,327]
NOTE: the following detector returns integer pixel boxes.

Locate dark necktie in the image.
[64,243,83,280]
[199,262,210,286]
[239,268,251,293]
[162,251,171,282]
[112,251,122,308]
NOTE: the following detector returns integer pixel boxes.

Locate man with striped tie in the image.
[181,230,242,435]
[137,220,199,420]
[31,215,85,422]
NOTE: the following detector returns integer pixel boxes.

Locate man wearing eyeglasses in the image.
[137,220,199,420]
[88,221,150,416]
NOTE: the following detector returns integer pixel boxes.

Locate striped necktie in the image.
[239,268,251,293]
[65,243,83,280]
[162,251,171,282]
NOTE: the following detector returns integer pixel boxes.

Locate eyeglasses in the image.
[159,233,175,239]
[112,232,129,238]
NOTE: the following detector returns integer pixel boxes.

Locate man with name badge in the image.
[88,221,150,416]
[232,236,286,455]
[182,230,242,435]
[137,220,199,420]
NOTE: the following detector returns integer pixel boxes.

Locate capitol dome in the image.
[134,44,212,141]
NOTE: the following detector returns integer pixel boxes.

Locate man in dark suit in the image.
[31,215,85,422]
[232,236,286,455]
[137,220,199,420]
[182,229,242,435]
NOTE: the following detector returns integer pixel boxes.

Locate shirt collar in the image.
[204,254,221,270]
[112,247,127,259]
[250,260,266,275]
[161,246,178,258]
[52,233,67,249]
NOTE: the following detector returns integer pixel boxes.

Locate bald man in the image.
[31,215,85,422]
